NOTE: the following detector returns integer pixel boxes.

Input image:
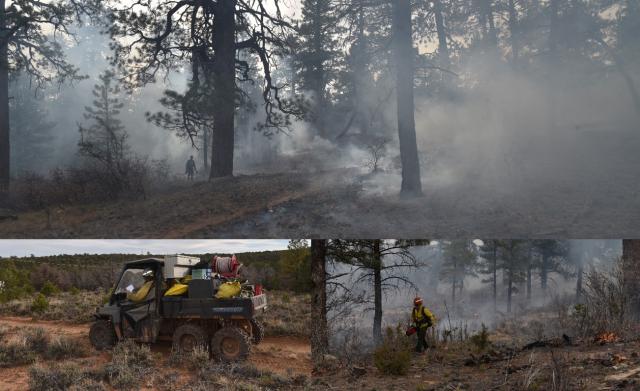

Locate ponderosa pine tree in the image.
[107,0,303,179]
[0,0,95,202]
[310,239,328,366]
[331,239,425,344]
[77,70,130,195]
[440,240,477,307]
[293,0,338,137]
[9,77,56,175]
[478,239,500,312]
[531,240,569,292]
[498,240,527,313]
[392,0,422,197]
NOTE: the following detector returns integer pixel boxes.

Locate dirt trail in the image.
[0,316,310,390]
[250,336,311,376]
[0,316,88,337]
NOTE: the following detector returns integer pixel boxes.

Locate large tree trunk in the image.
[310,0,326,137]
[540,254,549,290]
[0,0,10,202]
[508,0,519,65]
[310,239,328,365]
[507,269,513,313]
[451,258,457,306]
[210,0,237,178]
[527,264,532,301]
[433,0,450,68]
[546,0,560,132]
[622,240,640,320]
[575,262,583,303]
[492,245,497,313]
[451,278,456,305]
[483,0,498,48]
[372,240,383,344]
[594,37,640,117]
[202,127,209,172]
[392,0,422,197]
[526,246,532,301]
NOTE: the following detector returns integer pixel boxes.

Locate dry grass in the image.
[257,290,310,337]
[105,340,156,389]
[0,327,87,367]
[0,290,106,323]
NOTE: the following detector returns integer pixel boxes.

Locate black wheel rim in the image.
[181,334,198,352]
[221,336,240,357]
[92,325,108,346]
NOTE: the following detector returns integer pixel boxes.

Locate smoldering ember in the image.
[0,0,639,238]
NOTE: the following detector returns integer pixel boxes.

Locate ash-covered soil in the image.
[1,130,639,238]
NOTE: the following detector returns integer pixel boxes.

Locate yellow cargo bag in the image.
[215,281,241,299]
[164,283,188,296]
[127,281,154,302]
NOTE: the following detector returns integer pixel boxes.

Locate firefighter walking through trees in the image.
[412,297,435,353]
[185,155,197,180]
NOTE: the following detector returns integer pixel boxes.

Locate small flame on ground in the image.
[594,332,619,344]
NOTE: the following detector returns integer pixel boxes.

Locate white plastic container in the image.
[163,255,200,279]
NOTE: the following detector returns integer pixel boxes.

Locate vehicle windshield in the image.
[114,268,147,294]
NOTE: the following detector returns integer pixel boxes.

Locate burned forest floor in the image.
[1,130,640,238]
[312,332,640,391]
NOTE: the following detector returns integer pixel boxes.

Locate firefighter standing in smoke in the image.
[412,297,435,353]
[185,155,197,180]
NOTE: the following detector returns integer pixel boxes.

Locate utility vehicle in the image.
[89,256,267,362]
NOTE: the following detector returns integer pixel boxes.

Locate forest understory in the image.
[313,334,640,391]
[1,128,639,238]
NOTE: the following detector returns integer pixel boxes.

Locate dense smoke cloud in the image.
[327,240,622,351]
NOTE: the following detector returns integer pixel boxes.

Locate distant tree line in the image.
[0,242,311,302]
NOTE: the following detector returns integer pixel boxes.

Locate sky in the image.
[0,240,290,257]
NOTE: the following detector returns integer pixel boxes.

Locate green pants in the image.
[416,327,428,352]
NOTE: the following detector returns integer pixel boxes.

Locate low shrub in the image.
[469,324,491,352]
[0,339,37,367]
[183,346,210,371]
[24,327,49,354]
[31,294,49,314]
[570,259,632,337]
[29,363,88,391]
[40,281,61,297]
[45,337,86,360]
[105,340,154,389]
[373,326,412,376]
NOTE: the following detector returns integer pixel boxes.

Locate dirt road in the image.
[0,316,311,390]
